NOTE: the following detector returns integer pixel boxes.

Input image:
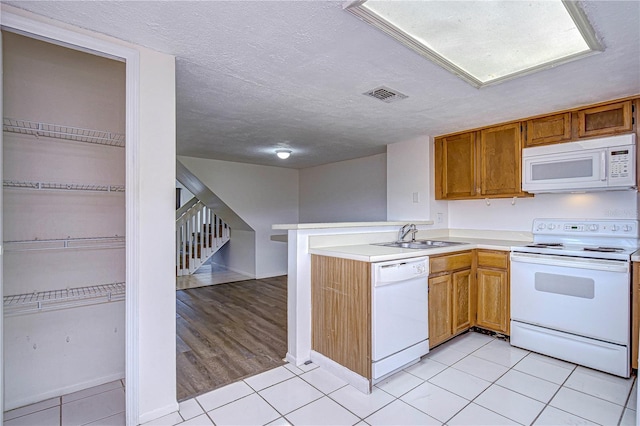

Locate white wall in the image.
[178,156,298,278]
[448,191,639,231]
[299,154,387,223]
[211,229,257,277]
[387,137,431,221]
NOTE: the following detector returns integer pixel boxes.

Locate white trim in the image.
[0,29,4,420]
[138,404,181,425]
[310,350,371,394]
[0,9,141,425]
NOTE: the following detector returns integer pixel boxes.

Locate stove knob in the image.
[589,224,598,231]
[537,223,546,230]
[623,225,632,232]
[612,225,620,232]
[548,224,556,230]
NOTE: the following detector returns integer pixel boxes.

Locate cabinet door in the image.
[435,132,477,199]
[479,123,523,197]
[525,113,571,147]
[577,101,633,138]
[476,267,509,333]
[311,255,371,378]
[452,269,473,334]
[428,274,452,348]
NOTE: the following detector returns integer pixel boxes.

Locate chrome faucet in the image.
[398,223,418,242]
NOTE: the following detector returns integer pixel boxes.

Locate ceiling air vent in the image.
[363,86,408,103]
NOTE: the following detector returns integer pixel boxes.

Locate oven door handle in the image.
[510,252,629,273]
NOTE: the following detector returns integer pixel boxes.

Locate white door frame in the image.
[0,10,141,425]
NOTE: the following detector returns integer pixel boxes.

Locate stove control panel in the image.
[532,219,639,237]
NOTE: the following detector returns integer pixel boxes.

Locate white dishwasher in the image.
[372,256,429,381]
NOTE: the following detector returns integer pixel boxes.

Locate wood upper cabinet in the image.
[476,250,510,334]
[428,251,474,348]
[435,132,477,199]
[525,113,572,147]
[576,101,633,138]
[435,125,525,200]
[436,97,638,199]
[311,255,371,379]
[479,123,525,197]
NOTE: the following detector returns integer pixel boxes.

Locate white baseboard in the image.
[4,372,124,412]
[310,351,371,394]
[138,402,180,425]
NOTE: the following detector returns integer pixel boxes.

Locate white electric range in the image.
[510,218,640,378]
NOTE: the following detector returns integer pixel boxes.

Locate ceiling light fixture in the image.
[276,149,292,159]
[345,0,603,88]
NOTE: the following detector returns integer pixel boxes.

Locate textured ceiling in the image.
[5,1,640,169]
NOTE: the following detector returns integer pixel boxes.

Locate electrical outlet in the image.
[437,212,443,224]
[412,192,419,203]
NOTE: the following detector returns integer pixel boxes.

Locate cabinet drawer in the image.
[430,252,473,274]
[477,250,508,269]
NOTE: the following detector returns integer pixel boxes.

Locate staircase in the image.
[176,198,230,276]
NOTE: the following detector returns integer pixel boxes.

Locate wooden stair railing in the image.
[176,200,230,276]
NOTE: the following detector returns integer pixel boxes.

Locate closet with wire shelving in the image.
[2,31,126,410]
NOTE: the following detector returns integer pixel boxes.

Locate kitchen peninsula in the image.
[273,221,532,392]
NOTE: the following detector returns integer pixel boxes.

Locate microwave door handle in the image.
[600,151,607,181]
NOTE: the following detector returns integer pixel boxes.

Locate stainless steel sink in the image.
[373,240,467,249]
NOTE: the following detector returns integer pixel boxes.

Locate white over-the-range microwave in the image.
[522,133,637,193]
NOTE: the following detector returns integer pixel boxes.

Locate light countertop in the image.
[632,250,640,262]
[308,237,528,263]
[273,221,434,230]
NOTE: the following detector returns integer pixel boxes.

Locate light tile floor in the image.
[3,379,125,426]
[4,332,637,426]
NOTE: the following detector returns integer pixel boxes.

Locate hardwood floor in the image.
[176,275,288,401]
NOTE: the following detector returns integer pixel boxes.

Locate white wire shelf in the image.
[4,282,125,316]
[3,118,125,148]
[3,180,125,193]
[4,236,125,252]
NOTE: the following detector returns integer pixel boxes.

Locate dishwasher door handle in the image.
[375,275,428,287]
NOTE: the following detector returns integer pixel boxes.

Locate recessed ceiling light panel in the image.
[346,0,603,88]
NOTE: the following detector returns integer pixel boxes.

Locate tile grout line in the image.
[365,335,498,424]
[461,337,632,425]
[416,336,596,425]
[438,337,526,425]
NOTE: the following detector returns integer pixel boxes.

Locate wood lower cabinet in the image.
[428,274,452,347]
[476,250,510,334]
[428,251,474,348]
[311,255,371,379]
[452,268,473,333]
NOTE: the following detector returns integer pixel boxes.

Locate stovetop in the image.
[512,219,640,261]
